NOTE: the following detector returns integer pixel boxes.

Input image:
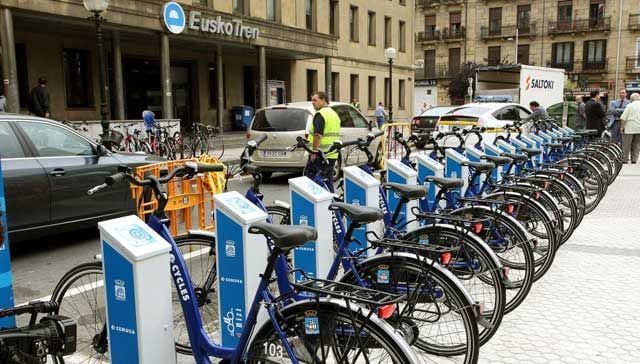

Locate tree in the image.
[448,62,478,104]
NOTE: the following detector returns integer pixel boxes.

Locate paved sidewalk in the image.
[477,164,640,363]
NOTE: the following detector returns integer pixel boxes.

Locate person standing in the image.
[620,92,640,164]
[607,88,629,143]
[585,90,606,136]
[350,98,361,111]
[375,101,386,129]
[28,77,50,118]
[0,89,6,113]
[308,91,341,191]
[574,96,587,130]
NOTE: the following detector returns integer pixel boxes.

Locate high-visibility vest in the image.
[309,106,341,160]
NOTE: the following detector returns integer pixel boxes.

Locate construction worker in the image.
[308,91,341,191]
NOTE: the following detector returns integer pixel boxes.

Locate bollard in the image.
[289,176,334,282]
[214,191,269,347]
[99,215,176,364]
[343,166,381,255]
[386,159,419,231]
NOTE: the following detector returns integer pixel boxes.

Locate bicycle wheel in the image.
[207,134,225,160]
[339,255,479,362]
[247,300,417,363]
[50,261,108,364]
[170,234,218,354]
[266,205,291,225]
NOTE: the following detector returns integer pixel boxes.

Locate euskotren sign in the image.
[162,2,259,40]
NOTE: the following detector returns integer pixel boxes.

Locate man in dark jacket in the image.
[585,90,606,136]
[29,77,50,118]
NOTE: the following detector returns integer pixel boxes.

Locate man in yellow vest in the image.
[308,91,341,191]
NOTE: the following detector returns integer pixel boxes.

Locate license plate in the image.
[263,150,287,158]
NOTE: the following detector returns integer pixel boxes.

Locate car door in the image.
[332,105,370,166]
[0,122,50,233]
[492,106,517,129]
[16,120,128,224]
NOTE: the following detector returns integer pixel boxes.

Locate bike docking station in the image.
[0,159,15,329]
[213,191,269,347]
[343,165,381,255]
[416,154,444,210]
[483,143,506,181]
[537,131,555,154]
[465,146,488,186]
[495,140,519,176]
[445,149,470,193]
[386,159,419,231]
[521,135,544,165]
[289,176,335,282]
[98,215,176,364]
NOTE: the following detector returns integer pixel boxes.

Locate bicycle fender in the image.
[186,230,217,240]
[483,191,555,224]
[272,200,290,210]
[449,205,529,243]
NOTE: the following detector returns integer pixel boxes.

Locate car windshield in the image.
[421,107,454,116]
[251,108,309,131]
[447,106,490,116]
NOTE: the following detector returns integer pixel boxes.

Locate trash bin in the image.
[232,105,254,130]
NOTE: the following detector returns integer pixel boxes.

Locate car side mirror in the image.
[94,144,109,157]
[368,119,373,131]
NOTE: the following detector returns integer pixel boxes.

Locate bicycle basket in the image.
[103,129,124,145]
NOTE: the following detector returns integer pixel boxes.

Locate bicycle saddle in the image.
[462,161,495,172]
[482,155,512,166]
[543,142,563,149]
[248,222,317,250]
[329,202,383,225]
[424,176,464,189]
[575,129,599,137]
[383,183,427,200]
[519,147,542,157]
[500,153,528,162]
[556,136,574,142]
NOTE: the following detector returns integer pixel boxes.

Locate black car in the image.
[411,106,455,147]
[0,114,165,242]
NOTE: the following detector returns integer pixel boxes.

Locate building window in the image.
[488,46,501,66]
[331,72,340,101]
[424,49,436,78]
[384,17,392,48]
[368,11,376,46]
[400,0,406,5]
[517,44,530,65]
[589,1,605,28]
[399,21,406,52]
[15,43,29,109]
[266,0,277,21]
[584,40,606,66]
[489,7,502,36]
[449,48,461,75]
[368,76,376,109]
[517,5,531,32]
[233,0,245,15]
[398,79,405,110]
[384,77,390,107]
[194,0,208,6]
[450,12,462,32]
[329,0,339,36]
[552,42,574,65]
[425,15,436,37]
[305,0,314,31]
[307,69,318,100]
[62,48,92,108]
[349,6,359,42]
[350,74,359,103]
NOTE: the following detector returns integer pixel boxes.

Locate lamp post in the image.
[385,47,397,123]
[83,0,110,145]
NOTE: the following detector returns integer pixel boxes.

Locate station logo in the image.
[162,2,186,34]
[525,75,555,91]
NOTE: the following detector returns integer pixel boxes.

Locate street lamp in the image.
[83,0,110,146]
[385,47,397,123]
[507,27,519,64]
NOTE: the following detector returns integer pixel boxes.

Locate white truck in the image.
[474,64,565,108]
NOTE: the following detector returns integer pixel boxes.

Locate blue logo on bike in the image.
[162,2,186,34]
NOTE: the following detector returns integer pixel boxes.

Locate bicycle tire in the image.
[247,299,419,363]
[50,261,108,364]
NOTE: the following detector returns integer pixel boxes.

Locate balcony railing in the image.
[548,17,611,35]
[480,23,537,40]
[417,30,441,43]
[626,57,640,73]
[546,59,608,74]
[547,61,574,72]
[416,0,462,8]
[630,14,640,31]
[416,64,455,79]
[442,26,465,41]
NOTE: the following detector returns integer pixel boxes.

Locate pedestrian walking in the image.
[585,91,607,136]
[620,92,640,164]
[350,98,361,111]
[574,96,587,130]
[28,77,50,118]
[375,102,386,129]
[142,110,158,138]
[607,88,629,144]
[308,91,341,191]
[523,101,549,121]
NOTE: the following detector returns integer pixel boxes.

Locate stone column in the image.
[324,56,332,101]
[217,44,224,132]
[0,8,19,112]
[160,33,173,119]
[258,46,267,109]
[112,31,125,120]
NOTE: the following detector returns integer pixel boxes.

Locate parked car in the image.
[0,114,165,242]
[436,103,532,146]
[247,102,383,178]
[411,106,456,148]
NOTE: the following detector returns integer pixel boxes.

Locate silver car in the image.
[248,102,383,178]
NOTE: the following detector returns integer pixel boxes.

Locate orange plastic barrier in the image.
[130,158,226,237]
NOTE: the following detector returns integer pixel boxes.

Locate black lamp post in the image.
[385,47,397,122]
[83,0,110,145]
